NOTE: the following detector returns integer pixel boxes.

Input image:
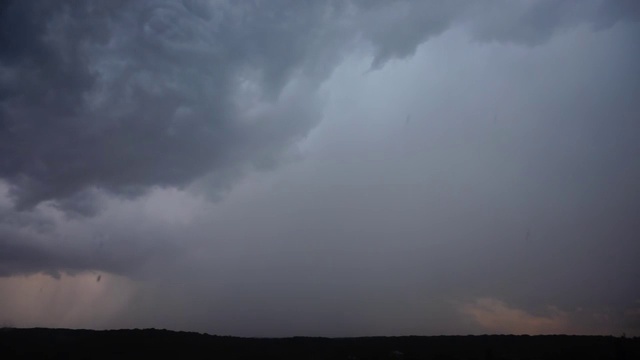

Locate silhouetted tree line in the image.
[0,328,637,360]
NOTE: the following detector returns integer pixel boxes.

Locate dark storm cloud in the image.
[354,0,466,68]
[2,0,638,212]
[0,232,174,278]
[357,0,640,68]
[0,0,346,210]
[0,0,638,338]
[0,205,184,279]
[464,0,640,45]
[0,0,639,321]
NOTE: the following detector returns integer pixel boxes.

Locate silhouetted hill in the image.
[0,328,637,360]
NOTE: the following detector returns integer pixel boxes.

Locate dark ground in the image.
[0,328,637,360]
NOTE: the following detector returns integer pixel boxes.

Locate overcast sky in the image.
[1,0,639,337]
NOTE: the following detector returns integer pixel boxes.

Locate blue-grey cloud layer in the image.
[0,0,639,336]
[1,0,637,211]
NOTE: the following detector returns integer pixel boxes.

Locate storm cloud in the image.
[2,0,637,211]
[1,0,639,337]
[0,1,339,210]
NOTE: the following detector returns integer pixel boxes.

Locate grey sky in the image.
[1,0,639,336]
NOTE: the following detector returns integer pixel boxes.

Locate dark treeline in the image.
[0,328,637,360]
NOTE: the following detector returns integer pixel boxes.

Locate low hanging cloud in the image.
[1,0,637,213]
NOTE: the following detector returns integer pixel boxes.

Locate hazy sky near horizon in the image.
[1,0,639,336]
